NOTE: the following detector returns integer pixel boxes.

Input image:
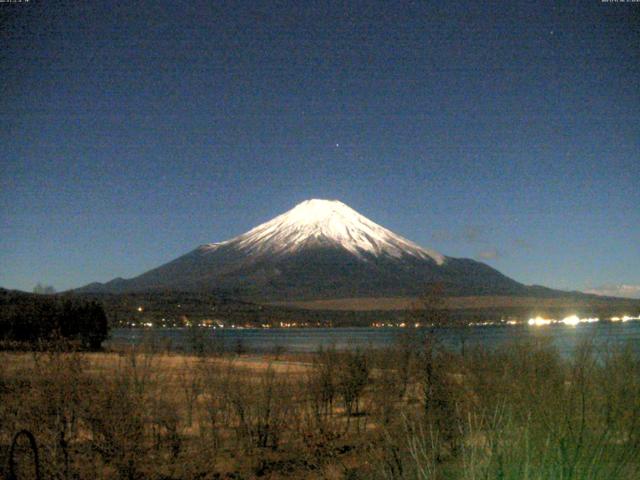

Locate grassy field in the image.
[1,336,639,479]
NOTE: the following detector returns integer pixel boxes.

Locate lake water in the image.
[108,321,640,356]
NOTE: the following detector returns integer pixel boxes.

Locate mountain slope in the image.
[77,199,538,300]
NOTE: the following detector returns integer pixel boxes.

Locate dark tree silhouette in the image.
[0,290,109,349]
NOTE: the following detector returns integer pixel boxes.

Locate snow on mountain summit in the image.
[203,199,445,264]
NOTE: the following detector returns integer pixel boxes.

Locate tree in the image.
[0,293,109,350]
[411,283,463,454]
[77,301,109,350]
[410,282,449,327]
[337,348,370,419]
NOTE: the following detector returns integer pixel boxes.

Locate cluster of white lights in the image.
[528,315,601,326]
[528,316,554,326]
[527,314,640,327]
[611,315,640,322]
[561,315,599,326]
[527,315,595,326]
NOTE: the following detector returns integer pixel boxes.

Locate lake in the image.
[108,321,640,356]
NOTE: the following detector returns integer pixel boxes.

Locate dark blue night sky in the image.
[1,0,638,296]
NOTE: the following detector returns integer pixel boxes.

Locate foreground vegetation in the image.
[1,335,638,479]
[0,290,108,350]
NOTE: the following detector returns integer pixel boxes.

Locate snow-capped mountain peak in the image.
[77,198,536,299]
[203,199,445,264]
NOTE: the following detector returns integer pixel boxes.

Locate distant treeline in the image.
[0,289,109,349]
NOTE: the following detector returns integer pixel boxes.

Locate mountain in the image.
[77,199,557,301]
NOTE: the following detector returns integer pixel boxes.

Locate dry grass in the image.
[1,337,639,479]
